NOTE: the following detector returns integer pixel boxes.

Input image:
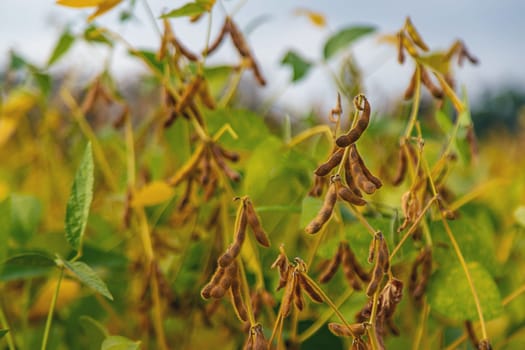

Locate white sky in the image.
[1,0,524,113]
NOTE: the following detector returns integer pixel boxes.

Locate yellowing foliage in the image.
[131,181,175,208]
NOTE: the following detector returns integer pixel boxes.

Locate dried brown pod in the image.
[349,145,377,194]
[245,199,270,247]
[392,143,408,186]
[337,181,367,206]
[175,76,203,114]
[319,244,343,283]
[404,17,429,51]
[204,18,229,55]
[341,243,363,290]
[297,274,323,303]
[351,337,369,350]
[465,320,479,349]
[314,148,344,176]
[244,323,269,350]
[397,30,405,64]
[342,242,370,282]
[271,247,290,291]
[217,203,248,267]
[305,178,338,234]
[420,67,444,99]
[335,94,371,147]
[398,190,421,232]
[410,247,432,300]
[211,144,241,181]
[309,175,328,197]
[344,155,362,197]
[171,35,199,61]
[293,274,305,311]
[378,277,403,320]
[201,266,226,299]
[197,79,216,109]
[328,93,342,122]
[230,273,248,322]
[328,322,367,338]
[403,67,418,100]
[366,233,389,297]
[357,152,383,189]
[281,272,295,317]
[216,145,240,162]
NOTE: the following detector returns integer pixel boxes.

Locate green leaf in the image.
[128,49,164,76]
[280,50,313,82]
[161,1,210,19]
[65,142,94,252]
[323,26,375,60]
[300,196,323,229]
[101,335,141,350]
[10,194,42,245]
[47,28,76,67]
[9,51,28,70]
[205,108,270,150]
[0,329,8,339]
[62,259,113,300]
[0,251,55,281]
[83,25,113,46]
[435,110,453,134]
[427,262,503,321]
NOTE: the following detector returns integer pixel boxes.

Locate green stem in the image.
[404,65,421,138]
[298,288,353,342]
[41,267,64,350]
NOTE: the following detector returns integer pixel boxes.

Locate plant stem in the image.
[404,65,421,138]
[287,125,333,148]
[299,274,356,337]
[440,217,487,340]
[60,89,119,191]
[502,283,525,306]
[41,267,64,350]
[412,299,429,350]
[389,196,437,260]
[298,288,353,342]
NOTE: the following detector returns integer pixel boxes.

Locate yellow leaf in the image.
[131,181,175,208]
[87,0,122,22]
[0,89,36,118]
[29,278,81,320]
[0,119,18,147]
[294,8,326,28]
[56,0,105,8]
[419,52,451,75]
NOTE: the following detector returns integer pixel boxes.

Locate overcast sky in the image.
[1,0,524,113]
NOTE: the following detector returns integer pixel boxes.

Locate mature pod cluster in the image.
[271,251,323,318]
[396,17,478,100]
[204,17,266,86]
[243,323,269,350]
[409,247,432,301]
[366,232,390,297]
[201,198,270,322]
[356,278,404,349]
[319,241,370,290]
[306,95,382,233]
[167,141,241,204]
